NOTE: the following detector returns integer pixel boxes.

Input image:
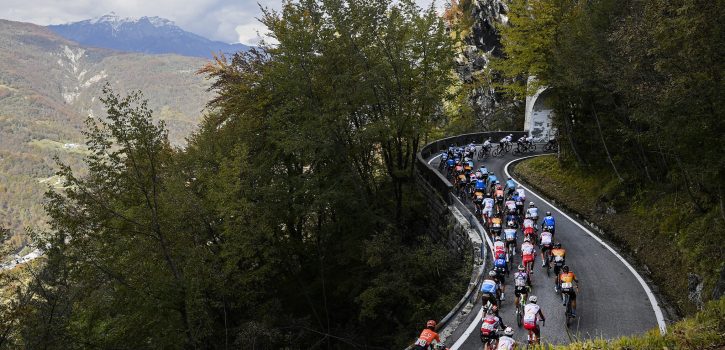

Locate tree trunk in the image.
[590,102,623,182]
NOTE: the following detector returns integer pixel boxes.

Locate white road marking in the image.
[450,308,483,350]
[504,154,667,335]
[428,153,443,164]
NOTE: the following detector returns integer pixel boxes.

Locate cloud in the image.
[0,0,442,45]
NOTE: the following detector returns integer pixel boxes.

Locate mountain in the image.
[47,12,249,58]
[0,19,212,248]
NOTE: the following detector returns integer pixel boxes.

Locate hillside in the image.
[0,19,213,248]
[48,13,249,58]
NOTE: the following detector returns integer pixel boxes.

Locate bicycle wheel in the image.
[529,144,537,152]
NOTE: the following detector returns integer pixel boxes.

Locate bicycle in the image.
[516,291,528,327]
[561,285,577,328]
[492,144,506,157]
[544,138,558,152]
[526,319,545,346]
[478,146,491,160]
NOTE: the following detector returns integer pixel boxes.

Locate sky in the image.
[0,0,440,46]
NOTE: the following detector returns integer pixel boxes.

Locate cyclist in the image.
[480,305,506,347]
[505,177,516,196]
[523,296,545,344]
[483,194,495,222]
[513,264,530,310]
[551,243,566,288]
[539,229,553,267]
[525,134,533,146]
[515,186,526,202]
[493,253,508,301]
[488,172,498,191]
[558,265,580,317]
[473,189,485,215]
[413,319,441,349]
[521,238,536,275]
[482,137,492,152]
[489,215,503,237]
[526,203,539,223]
[516,135,527,150]
[522,216,537,242]
[480,270,500,307]
[542,211,555,234]
[503,222,517,256]
[493,237,506,257]
[496,327,516,350]
[513,192,525,217]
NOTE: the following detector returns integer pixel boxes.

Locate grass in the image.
[544,298,725,349]
[512,156,725,316]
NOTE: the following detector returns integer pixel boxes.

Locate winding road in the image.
[426,148,665,347]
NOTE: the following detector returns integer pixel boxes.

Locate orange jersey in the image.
[416,329,440,346]
[551,248,566,258]
[559,271,577,284]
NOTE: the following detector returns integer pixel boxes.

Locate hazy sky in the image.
[1,0,439,46]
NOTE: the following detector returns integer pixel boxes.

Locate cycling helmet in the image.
[496,180,501,184]
[507,221,515,227]
[528,295,538,303]
[495,236,502,242]
[546,211,551,216]
[518,264,525,271]
[504,327,514,336]
[554,242,561,248]
[524,237,530,243]
[488,270,497,277]
[509,134,513,137]
[529,202,535,206]
[508,177,512,180]
[426,319,437,329]
[562,265,570,273]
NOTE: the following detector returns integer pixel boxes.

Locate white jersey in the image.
[483,140,491,148]
[516,188,526,199]
[524,303,541,323]
[499,137,507,143]
[483,198,495,209]
[540,231,552,245]
[497,336,516,350]
[521,242,535,255]
[494,241,506,253]
[526,136,533,143]
[527,207,539,218]
[505,200,516,211]
[523,219,534,229]
[504,228,517,241]
[505,135,513,142]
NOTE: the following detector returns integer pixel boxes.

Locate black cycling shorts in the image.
[514,286,528,297]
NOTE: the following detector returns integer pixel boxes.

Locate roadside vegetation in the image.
[549,298,724,349]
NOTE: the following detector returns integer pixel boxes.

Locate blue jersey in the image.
[481,279,498,294]
[489,175,498,184]
[512,194,521,202]
[543,216,555,227]
[506,179,516,189]
[480,167,488,174]
[441,153,448,161]
[446,158,455,167]
[494,258,507,269]
[475,180,486,190]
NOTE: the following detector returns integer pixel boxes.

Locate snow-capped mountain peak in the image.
[48,14,249,58]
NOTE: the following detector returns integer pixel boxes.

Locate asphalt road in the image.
[427,147,663,348]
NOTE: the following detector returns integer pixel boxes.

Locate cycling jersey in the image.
[483,198,495,208]
[522,219,534,229]
[504,228,516,242]
[499,137,507,143]
[560,272,577,286]
[543,216,555,227]
[493,241,506,256]
[540,231,552,245]
[483,141,491,148]
[527,207,539,218]
[496,336,515,350]
[489,175,498,184]
[506,179,516,190]
[494,257,507,271]
[521,243,535,262]
[475,180,486,190]
[414,329,440,349]
[514,272,528,287]
[480,279,498,294]
[505,200,516,211]
[481,315,502,336]
[523,304,541,330]
[446,158,455,167]
[516,188,525,199]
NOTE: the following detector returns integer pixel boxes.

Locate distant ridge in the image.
[48,12,249,58]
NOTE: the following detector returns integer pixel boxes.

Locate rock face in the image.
[454,0,521,129]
